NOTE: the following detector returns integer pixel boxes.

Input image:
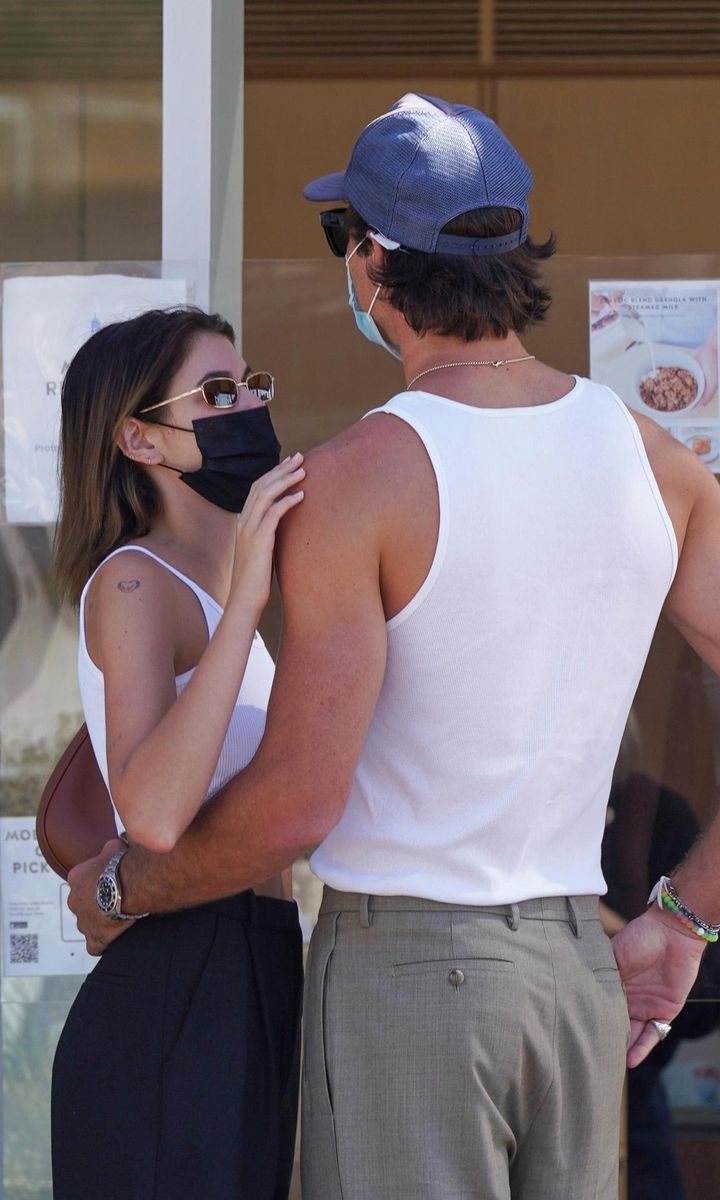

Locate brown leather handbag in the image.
[36,724,117,880]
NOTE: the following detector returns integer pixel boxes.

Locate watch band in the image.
[96,850,149,921]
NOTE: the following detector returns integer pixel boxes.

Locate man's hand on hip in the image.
[67,838,134,955]
[612,906,706,1068]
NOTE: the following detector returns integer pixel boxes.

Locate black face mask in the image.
[167,406,282,513]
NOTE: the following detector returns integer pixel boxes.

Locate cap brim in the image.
[303,171,347,201]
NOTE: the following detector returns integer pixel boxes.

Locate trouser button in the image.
[448,968,465,988]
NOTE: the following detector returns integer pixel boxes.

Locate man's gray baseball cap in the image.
[303,92,533,257]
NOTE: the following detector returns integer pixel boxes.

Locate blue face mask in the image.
[345,237,402,360]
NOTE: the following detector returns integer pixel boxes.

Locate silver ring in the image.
[649,1019,672,1041]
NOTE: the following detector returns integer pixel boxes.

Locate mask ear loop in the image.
[364,232,402,316]
[367,285,383,318]
[347,230,402,263]
[348,231,405,316]
[345,235,368,265]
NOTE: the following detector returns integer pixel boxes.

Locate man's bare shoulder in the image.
[627,408,720,547]
[275,412,427,569]
[293,413,423,514]
[304,410,422,476]
[628,408,711,489]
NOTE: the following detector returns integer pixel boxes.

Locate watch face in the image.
[96,873,118,914]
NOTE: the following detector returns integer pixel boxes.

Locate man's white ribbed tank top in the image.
[311,376,678,904]
[77,545,275,832]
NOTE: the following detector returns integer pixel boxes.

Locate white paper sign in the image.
[1,816,95,976]
[2,273,189,523]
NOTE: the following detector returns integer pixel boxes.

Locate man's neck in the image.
[402,331,529,385]
[400,333,572,410]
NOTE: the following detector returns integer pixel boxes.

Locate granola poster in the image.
[589,280,720,472]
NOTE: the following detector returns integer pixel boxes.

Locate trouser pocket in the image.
[301,912,345,1200]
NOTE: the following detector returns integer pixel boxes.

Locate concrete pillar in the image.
[162,0,244,338]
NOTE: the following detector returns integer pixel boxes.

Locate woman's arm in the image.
[95,457,304,853]
[97,557,258,852]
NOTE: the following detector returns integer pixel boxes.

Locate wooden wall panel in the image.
[496,76,720,255]
[495,0,720,59]
[246,0,480,66]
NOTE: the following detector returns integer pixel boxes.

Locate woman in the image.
[51,307,305,1200]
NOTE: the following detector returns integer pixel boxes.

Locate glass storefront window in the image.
[1,250,719,1194]
[0,259,200,1199]
[0,19,162,1194]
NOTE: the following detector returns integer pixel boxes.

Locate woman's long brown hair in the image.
[53,306,235,606]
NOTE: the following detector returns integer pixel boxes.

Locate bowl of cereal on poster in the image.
[633,348,705,418]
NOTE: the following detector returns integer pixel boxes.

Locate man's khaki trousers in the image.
[301,890,628,1200]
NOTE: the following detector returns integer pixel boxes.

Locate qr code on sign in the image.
[10,933,39,965]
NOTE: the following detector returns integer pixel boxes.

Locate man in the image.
[69,94,720,1198]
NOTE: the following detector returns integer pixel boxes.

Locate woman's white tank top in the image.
[77,545,275,831]
[311,377,679,905]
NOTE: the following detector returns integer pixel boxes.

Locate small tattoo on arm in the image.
[117,579,141,593]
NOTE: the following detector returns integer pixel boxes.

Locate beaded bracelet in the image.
[647,876,720,943]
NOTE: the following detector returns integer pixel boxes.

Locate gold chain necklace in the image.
[407,355,536,390]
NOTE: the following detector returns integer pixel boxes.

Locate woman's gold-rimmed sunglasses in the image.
[139,372,274,415]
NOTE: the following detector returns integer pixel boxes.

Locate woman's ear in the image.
[116,417,165,465]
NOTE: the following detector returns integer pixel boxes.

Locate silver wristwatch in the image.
[95,850,149,921]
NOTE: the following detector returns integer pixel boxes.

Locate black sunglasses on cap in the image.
[320,208,350,259]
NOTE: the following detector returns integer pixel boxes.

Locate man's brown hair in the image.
[346,205,555,342]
